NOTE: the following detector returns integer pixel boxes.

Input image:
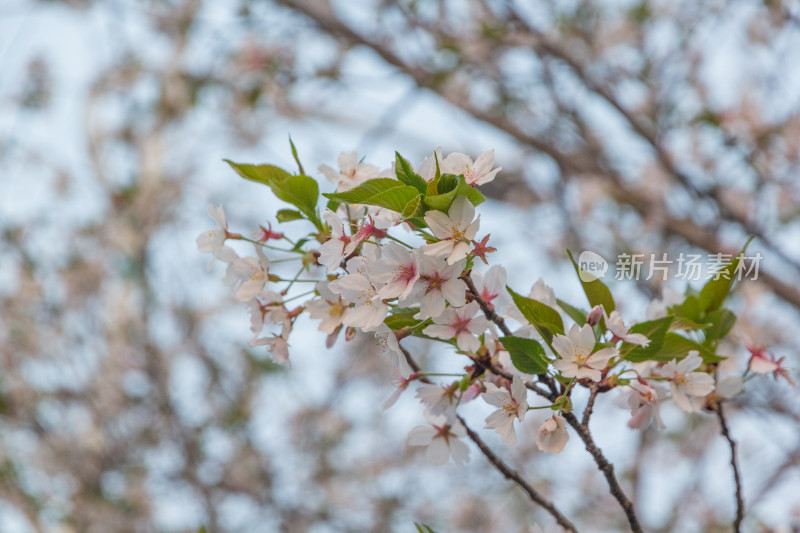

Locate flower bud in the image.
[586,305,604,327]
[551,394,573,414]
[344,326,357,342]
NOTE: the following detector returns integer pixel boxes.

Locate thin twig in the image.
[716,403,745,532]
[461,273,559,397]
[563,412,643,533]
[399,346,577,531]
[458,414,579,533]
[462,273,513,336]
[582,383,599,427]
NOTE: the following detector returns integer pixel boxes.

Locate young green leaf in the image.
[276,209,304,223]
[322,178,404,205]
[556,299,588,326]
[502,336,549,374]
[625,332,723,363]
[395,152,428,194]
[424,175,485,212]
[507,287,564,343]
[698,237,753,313]
[225,160,291,185]
[566,250,616,314]
[289,135,305,175]
[619,316,673,358]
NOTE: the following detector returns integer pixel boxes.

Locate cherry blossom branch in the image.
[581,383,599,427]
[400,346,577,531]
[716,403,744,532]
[457,414,579,533]
[461,273,513,337]
[562,412,643,533]
[461,273,559,397]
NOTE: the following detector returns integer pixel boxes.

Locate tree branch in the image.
[582,383,599,427]
[562,412,644,533]
[716,403,745,532]
[399,346,577,531]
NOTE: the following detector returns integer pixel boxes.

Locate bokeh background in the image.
[2,0,800,531]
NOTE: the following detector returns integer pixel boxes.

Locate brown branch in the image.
[562,412,644,533]
[582,383,599,427]
[460,276,641,531]
[461,273,513,337]
[716,403,745,532]
[457,414,578,532]
[399,346,577,531]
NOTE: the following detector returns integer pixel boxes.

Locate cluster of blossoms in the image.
[199,145,794,468]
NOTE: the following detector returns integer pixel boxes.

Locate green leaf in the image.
[698,238,753,313]
[225,160,291,185]
[507,287,564,344]
[668,315,711,332]
[272,174,319,221]
[556,299,588,326]
[402,194,425,220]
[423,175,485,212]
[620,317,673,359]
[383,309,431,335]
[502,336,549,374]
[289,135,305,175]
[703,309,736,344]
[671,295,703,324]
[395,152,428,194]
[323,178,404,204]
[225,160,319,225]
[361,185,420,213]
[625,332,723,363]
[566,250,616,313]
[276,209,304,223]
[414,523,438,533]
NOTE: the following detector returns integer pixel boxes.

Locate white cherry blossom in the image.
[223,246,270,302]
[318,209,351,273]
[375,323,413,377]
[536,414,569,453]
[370,242,420,300]
[552,324,618,381]
[604,310,651,347]
[329,272,387,332]
[423,196,480,265]
[305,282,347,334]
[196,204,237,267]
[405,255,467,319]
[442,149,502,186]
[482,376,528,445]
[626,380,664,430]
[657,351,715,412]
[319,150,382,191]
[408,411,470,466]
